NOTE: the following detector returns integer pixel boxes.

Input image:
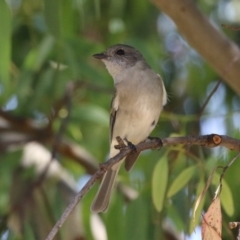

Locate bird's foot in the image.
[114,136,126,150]
[114,136,137,154]
[124,138,137,154]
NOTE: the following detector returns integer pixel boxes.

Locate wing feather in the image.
[110,91,119,142]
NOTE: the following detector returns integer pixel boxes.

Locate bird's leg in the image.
[114,136,126,150]
[114,136,138,155]
[124,138,137,154]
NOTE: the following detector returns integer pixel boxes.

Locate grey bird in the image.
[91,44,167,213]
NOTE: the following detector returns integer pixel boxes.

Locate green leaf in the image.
[152,157,168,212]
[44,0,61,38]
[59,0,76,38]
[189,177,205,233]
[24,36,55,71]
[167,166,196,198]
[0,0,11,93]
[44,0,75,39]
[220,180,234,216]
[124,197,149,240]
[212,173,234,217]
[72,104,109,126]
[167,205,184,231]
[105,194,126,240]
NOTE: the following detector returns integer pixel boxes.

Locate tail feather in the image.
[91,161,122,213]
[124,152,140,171]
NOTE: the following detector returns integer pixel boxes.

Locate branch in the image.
[54,139,99,174]
[162,134,240,150]
[151,0,240,95]
[45,134,240,240]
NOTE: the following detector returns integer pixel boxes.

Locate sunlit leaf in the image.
[212,173,234,217]
[220,180,234,216]
[167,166,196,198]
[152,157,168,212]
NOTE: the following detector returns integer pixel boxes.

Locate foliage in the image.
[0,0,240,239]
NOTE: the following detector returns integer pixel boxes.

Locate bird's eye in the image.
[116,49,125,55]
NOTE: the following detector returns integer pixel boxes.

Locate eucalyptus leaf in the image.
[212,173,234,217]
[152,157,168,212]
[0,0,11,94]
[167,166,196,198]
[220,180,234,217]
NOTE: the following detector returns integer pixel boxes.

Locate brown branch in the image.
[55,139,99,174]
[45,134,240,240]
[162,134,240,150]
[151,0,240,95]
[222,24,240,31]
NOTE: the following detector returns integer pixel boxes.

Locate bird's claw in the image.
[124,138,137,154]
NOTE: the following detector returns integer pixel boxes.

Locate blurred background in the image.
[0,0,240,239]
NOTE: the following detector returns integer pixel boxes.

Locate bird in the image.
[91,44,167,212]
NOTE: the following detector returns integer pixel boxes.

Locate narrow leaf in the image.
[0,0,11,92]
[190,177,205,233]
[152,157,168,212]
[220,180,234,216]
[192,167,217,221]
[167,166,196,198]
[212,173,234,217]
[44,0,61,38]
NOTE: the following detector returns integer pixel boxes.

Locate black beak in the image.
[93,53,107,59]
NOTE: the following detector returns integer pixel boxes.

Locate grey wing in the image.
[110,91,118,142]
[110,107,116,142]
[157,74,167,106]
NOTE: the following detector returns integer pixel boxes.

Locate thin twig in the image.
[190,80,221,135]
[219,152,240,185]
[197,80,221,119]
[222,24,240,31]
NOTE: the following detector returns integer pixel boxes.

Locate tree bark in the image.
[152,0,240,95]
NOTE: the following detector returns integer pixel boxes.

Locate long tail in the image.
[91,160,123,213]
[124,152,140,171]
